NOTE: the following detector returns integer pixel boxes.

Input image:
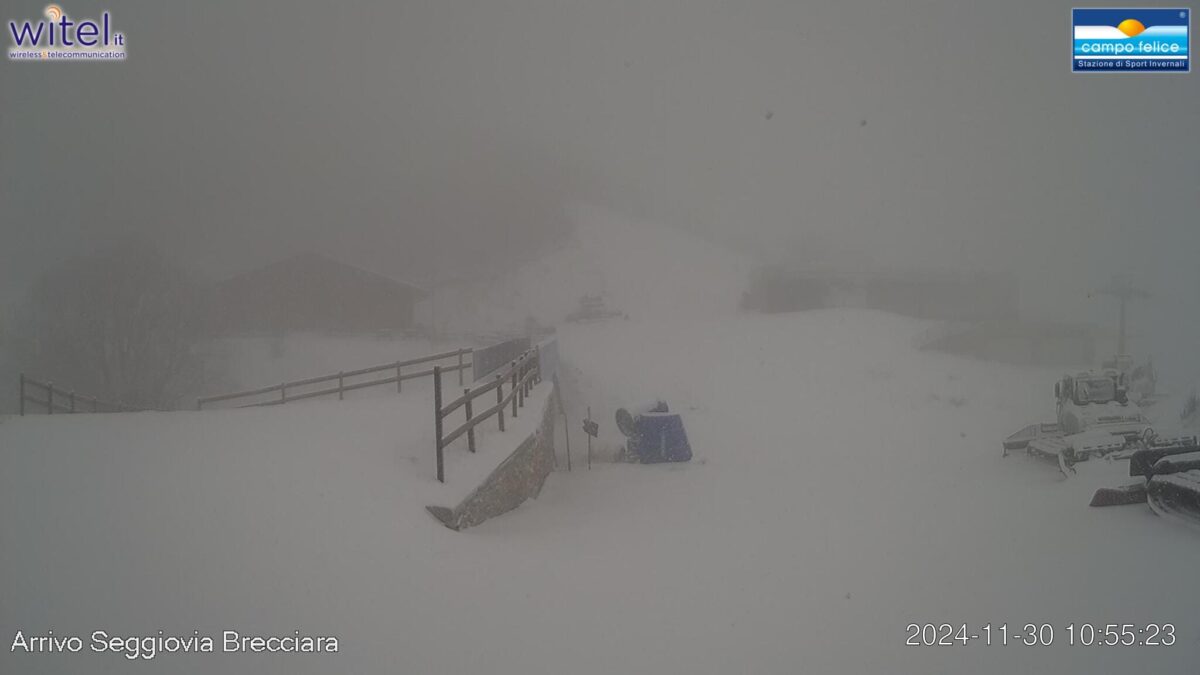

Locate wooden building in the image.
[212,253,426,335]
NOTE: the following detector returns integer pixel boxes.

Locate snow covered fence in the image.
[471,336,531,382]
[427,376,559,530]
[18,373,146,415]
[195,347,473,409]
[434,347,543,483]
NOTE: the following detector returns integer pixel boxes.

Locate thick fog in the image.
[5,3,1200,674]
[4,1,1196,299]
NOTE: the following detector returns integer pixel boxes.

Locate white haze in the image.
[2,2,1199,675]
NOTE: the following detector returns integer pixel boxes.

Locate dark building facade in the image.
[212,253,426,335]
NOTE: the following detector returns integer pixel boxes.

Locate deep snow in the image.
[3,213,1197,674]
[2,309,1197,675]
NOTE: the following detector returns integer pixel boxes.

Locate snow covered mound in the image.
[426,204,752,335]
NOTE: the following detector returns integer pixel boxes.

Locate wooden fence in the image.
[471,336,531,382]
[18,374,145,415]
[433,346,542,483]
[196,347,473,410]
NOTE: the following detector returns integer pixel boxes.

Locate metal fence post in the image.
[91,396,98,413]
[458,350,464,386]
[464,389,475,453]
[47,383,53,415]
[18,373,24,416]
[396,361,402,393]
[69,391,76,413]
[280,384,287,404]
[434,366,444,483]
[338,371,345,400]
[496,374,504,432]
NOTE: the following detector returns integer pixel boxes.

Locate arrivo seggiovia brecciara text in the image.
[10,629,339,660]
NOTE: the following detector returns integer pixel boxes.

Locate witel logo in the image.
[7,4,127,61]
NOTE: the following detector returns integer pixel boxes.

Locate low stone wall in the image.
[426,382,558,531]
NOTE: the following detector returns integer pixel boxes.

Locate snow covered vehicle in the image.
[1089,430,1200,528]
[1102,354,1161,406]
[1003,369,1147,476]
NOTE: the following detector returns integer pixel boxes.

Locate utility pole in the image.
[1096,276,1149,356]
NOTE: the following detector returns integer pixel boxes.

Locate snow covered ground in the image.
[3,308,1197,674]
[4,213,1197,673]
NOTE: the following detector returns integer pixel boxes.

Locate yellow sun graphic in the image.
[1116,18,1146,37]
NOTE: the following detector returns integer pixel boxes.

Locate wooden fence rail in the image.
[196,347,474,410]
[433,346,542,483]
[18,374,145,415]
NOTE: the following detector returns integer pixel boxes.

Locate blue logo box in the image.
[1073,8,1190,72]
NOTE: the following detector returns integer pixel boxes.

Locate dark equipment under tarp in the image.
[616,401,692,464]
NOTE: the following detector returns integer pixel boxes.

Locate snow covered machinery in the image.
[1089,429,1200,528]
[1102,354,1161,407]
[1003,368,1147,476]
[615,400,692,464]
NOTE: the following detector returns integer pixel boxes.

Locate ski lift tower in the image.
[1096,276,1149,357]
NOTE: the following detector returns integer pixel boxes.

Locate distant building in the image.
[211,253,426,335]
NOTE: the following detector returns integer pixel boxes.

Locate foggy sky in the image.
[3,1,1198,331]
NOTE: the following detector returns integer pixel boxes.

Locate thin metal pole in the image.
[434,366,444,483]
[280,384,287,404]
[69,391,76,413]
[496,374,505,431]
[396,361,402,393]
[47,383,53,415]
[587,406,592,470]
[458,350,464,386]
[18,373,24,416]
[465,389,475,453]
[338,371,345,400]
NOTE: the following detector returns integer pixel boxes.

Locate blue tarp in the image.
[616,401,692,464]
